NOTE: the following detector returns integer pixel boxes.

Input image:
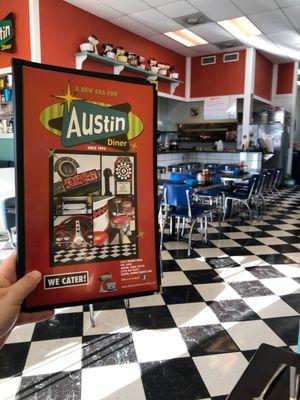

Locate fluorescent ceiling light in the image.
[218,16,261,38]
[164,29,208,47]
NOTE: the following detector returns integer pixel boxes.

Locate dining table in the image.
[218,172,252,190]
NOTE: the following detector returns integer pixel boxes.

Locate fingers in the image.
[0,252,17,284]
[8,270,42,305]
[17,310,55,325]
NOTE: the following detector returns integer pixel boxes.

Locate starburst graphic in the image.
[53,81,81,112]
[48,149,56,158]
[131,142,138,151]
[137,231,145,239]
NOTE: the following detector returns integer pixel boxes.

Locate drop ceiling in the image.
[64,0,300,63]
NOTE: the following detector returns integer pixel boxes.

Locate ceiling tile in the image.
[271,43,300,60]
[173,47,200,56]
[249,9,293,34]
[156,1,198,18]
[96,0,149,14]
[283,5,300,29]
[276,0,300,6]
[190,22,234,43]
[244,34,282,56]
[231,0,278,15]
[109,15,157,37]
[142,0,179,6]
[268,29,300,45]
[65,0,122,18]
[187,0,243,21]
[131,9,183,32]
[149,33,198,55]
[192,43,222,54]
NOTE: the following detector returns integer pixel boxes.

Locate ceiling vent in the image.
[223,52,239,63]
[201,55,216,66]
[215,40,244,50]
[174,12,212,27]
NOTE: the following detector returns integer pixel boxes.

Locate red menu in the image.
[13,59,160,311]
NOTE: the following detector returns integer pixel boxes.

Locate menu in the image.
[13,59,160,311]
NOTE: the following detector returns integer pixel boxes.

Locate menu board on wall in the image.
[204,96,237,120]
[13,59,160,311]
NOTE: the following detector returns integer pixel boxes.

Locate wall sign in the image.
[0,13,14,53]
[204,96,237,120]
[13,59,160,311]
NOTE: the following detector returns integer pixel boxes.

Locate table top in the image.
[218,172,252,182]
[157,179,224,192]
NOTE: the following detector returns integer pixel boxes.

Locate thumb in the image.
[8,271,42,305]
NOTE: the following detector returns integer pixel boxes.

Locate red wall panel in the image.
[277,62,295,94]
[254,52,273,101]
[190,51,246,98]
[39,0,186,96]
[0,0,31,68]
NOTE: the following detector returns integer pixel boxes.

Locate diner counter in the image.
[157,150,262,173]
[158,150,262,154]
[158,172,251,182]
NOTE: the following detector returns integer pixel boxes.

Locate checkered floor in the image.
[0,187,300,400]
[53,243,137,265]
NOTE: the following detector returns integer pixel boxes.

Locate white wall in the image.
[294,87,300,143]
[157,97,244,131]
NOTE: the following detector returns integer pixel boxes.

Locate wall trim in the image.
[29,0,41,62]
[287,61,298,174]
[0,67,12,75]
[273,93,295,98]
[188,94,244,102]
[271,64,278,100]
[242,47,256,140]
[253,94,272,105]
[185,56,191,101]
[158,92,186,101]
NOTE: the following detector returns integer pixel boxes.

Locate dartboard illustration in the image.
[115,160,132,181]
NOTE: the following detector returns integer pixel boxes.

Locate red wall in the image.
[0,0,31,68]
[277,62,295,95]
[39,0,186,96]
[190,51,246,98]
[254,52,273,101]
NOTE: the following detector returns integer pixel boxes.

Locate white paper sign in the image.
[204,96,237,120]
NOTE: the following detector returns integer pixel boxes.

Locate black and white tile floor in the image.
[0,188,300,399]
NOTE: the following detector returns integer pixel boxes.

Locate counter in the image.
[157,151,262,173]
[158,150,262,154]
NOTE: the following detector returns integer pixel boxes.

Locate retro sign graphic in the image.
[39,82,144,151]
[13,59,160,311]
[0,13,14,53]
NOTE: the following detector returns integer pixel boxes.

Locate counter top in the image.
[157,150,262,154]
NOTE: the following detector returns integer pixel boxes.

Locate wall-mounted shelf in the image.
[0,132,13,139]
[75,51,183,95]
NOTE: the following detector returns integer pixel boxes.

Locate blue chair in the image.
[163,184,215,255]
[1,197,16,248]
[196,174,226,207]
[262,169,283,207]
[222,175,259,223]
[158,192,166,277]
[170,173,190,182]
